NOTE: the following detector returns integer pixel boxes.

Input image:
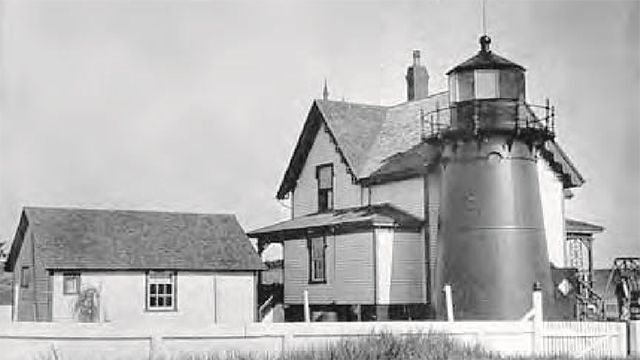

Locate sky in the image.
[0,0,638,268]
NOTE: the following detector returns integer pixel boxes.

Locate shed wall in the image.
[50,271,255,325]
[13,226,51,321]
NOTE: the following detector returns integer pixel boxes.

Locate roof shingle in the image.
[6,207,265,272]
[248,203,423,240]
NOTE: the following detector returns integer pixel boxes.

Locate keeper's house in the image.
[248,49,599,322]
[4,207,264,325]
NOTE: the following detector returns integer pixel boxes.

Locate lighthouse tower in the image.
[433,36,555,320]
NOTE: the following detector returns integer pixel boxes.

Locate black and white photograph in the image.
[0,0,638,359]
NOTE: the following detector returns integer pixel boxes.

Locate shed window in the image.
[20,266,30,288]
[316,164,334,212]
[308,236,327,283]
[63,273,81,295]
[146,271,176,311]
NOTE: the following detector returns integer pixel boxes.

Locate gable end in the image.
[276,101,358,199]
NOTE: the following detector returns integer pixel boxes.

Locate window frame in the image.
[20,266,30,288]
[316,163,334,213]
[145,271,177,312]
[308,235,327,284]
[62,272,81,295]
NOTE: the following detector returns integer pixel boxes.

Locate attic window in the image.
[146,271,176,311]
[316,164,334,212]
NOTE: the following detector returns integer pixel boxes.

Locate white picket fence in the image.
[0,320,630,360]
[543,321,628,358]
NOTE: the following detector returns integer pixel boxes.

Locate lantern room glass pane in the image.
[475,70,498,99]
[457,72,475,101]
[499,70,524,99]
[448,74,457,102]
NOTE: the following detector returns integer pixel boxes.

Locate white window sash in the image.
[146,272,176,310]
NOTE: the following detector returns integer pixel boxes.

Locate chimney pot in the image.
[413,50,421,66]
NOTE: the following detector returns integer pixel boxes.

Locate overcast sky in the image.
[0,0,638,267]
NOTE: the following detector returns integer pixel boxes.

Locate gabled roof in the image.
[565,218,604,235]
[248,203,423,240]
[5,207,265,272]
[276,91,584,199]
[276,100,386,199]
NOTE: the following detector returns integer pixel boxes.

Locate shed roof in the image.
[5,207,265,272]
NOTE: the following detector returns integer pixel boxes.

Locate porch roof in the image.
[566,218,604,235]
[247,203,423,241]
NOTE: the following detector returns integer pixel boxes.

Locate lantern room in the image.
[447,35,526,103]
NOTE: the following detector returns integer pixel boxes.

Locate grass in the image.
[33,331,636,360]
[168,332,633,360]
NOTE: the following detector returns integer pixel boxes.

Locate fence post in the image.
[149,335,166,360]
[444,284,454,322]
[532,282,543,356]
[303,290,310,323]
[629,321,640,357]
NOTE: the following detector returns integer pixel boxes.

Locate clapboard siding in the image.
[426,169,441,303]
[538,160,565,267]
[284,232,374,305]
[370,177,424,218]
[292,123,363,217]
[388,231,425,304]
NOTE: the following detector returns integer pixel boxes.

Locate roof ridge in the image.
[23,206,235,217]
[387,90,448,109]
[314,98,388,109]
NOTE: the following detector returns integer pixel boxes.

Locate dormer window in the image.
[316,164,333,212]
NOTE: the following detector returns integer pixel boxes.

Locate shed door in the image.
[215,274,255,324]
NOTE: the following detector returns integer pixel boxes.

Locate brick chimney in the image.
[406,50,429,101]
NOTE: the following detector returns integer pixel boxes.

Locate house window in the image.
[20,266,30,288]
[316,164,333,212]
[63,273,81,295]
[146,271,176,311]
[308,236,326,283]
